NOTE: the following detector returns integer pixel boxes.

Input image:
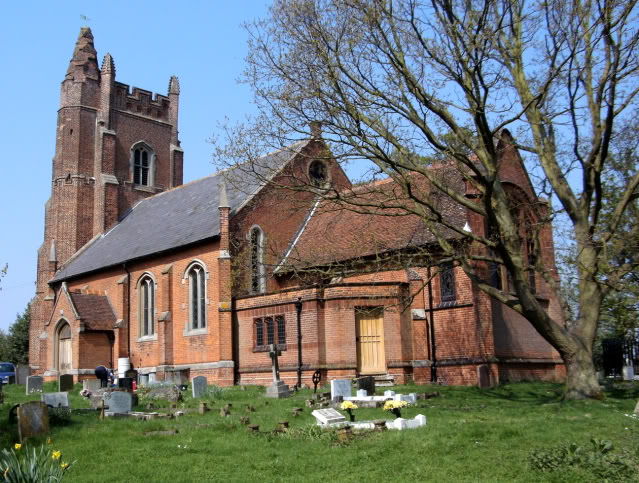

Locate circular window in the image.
[309,160,328,186]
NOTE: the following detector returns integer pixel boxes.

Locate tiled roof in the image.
[277,166,467,271]
[52,141,309,282]
[69,293,116,331]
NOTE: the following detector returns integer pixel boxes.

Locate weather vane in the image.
[80,15,91,23]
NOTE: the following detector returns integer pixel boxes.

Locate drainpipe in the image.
[427,266,437,382]
[123,263,131,358]
[294,297,303,388]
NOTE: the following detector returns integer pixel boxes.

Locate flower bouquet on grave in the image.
[383,400,408,419]
[340,401,358,422]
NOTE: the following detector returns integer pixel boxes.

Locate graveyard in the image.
[0,376,637,482]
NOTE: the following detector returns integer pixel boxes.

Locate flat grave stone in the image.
[59,374,74,392]
[17,401,49,442]
[357,376,375,395]
[26,376,43,394]
[312,408,346,426]
[16,365,30,385]
[103,391,132,414]
[41,392,69,408]
[192,376,208,398]
[83,379,102,392]
[387,414,427,431]
[330,379,351,401]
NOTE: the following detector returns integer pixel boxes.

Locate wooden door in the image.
[356,309,385,374]
[58,324,72,372]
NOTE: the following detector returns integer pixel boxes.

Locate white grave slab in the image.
[312,408,346,426]
[383,390,396,398]
[394,393,417,404]
[387,414,427,431]
[356,389,368,398]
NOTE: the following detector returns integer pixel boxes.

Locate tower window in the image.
[132,143,154,187]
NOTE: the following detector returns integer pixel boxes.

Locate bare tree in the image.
[214,0,639,399]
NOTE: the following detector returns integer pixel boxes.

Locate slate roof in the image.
[69,292,117,331]
[277,165,467,271]
[52,141,309,282]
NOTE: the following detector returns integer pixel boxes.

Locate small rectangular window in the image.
[266,317,275,346]
[255,318,264,347]
[276,316,286,345]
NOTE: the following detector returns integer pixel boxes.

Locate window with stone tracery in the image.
[439,262,456,303]
[131,143,154,187]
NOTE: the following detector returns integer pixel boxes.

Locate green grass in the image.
[0,381,637,482]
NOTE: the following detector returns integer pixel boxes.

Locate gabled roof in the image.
[52,140,310,282]
[276,165,467,271]
[69,292,117,331]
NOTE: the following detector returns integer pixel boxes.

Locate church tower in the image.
[30,28,183,373]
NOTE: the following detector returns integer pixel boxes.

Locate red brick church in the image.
[29,28,564,387]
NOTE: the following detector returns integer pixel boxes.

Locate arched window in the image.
[56,321,72,372]
[439,262,456,303]
[139,275,155,337]
[131,143,154,186]
[309,160,328,186]
[188,263,207,330]
[249,226,265,294]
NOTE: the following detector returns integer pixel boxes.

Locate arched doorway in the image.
[57,322,72,373]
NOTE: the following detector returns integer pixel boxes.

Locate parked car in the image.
[0,362,15,384]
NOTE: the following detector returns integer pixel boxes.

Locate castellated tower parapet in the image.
[30,28,184,373]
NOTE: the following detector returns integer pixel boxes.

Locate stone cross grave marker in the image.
[26,376,43,395]
[312,370,322,393]
[103,391,132,414]
[331,379,352,401]
[41,392,69,408]
[59,374,74,392]
[265,344,291,398]
[18,401,49,442]
[192,376,208,398]
[312,408,346,426]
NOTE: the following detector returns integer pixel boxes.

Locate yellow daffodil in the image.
[383,400,408,411]
[47,438,52,444]
[14,444,21,450]
[52,451,61,460]
[61,462,69,470]
[340,401,358,410]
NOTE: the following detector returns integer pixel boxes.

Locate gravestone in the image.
[139,374,149,386]
[59,374,74,392]
[357,376,375,395]
[118,377,134,392]
[103,391,132,414]
[477,365,491,389]
[124,369,138,380]
[25,376,43,394]
[265,344,291,398]
[191,376,208,398]
[330,379,351,401]
[83,379,102,392]
[17,401,49,442]
[394,393,417,404]
[311,408,346,426]
[41,392,69,408]
[312,371,322,393]
[356,389,368,398]
[383,390,395,398]
[7,376,15,384]
[16,365,30,385]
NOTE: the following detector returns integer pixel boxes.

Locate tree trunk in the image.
[562,348,603,400]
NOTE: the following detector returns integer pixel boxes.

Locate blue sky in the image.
[0,1,275,331]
